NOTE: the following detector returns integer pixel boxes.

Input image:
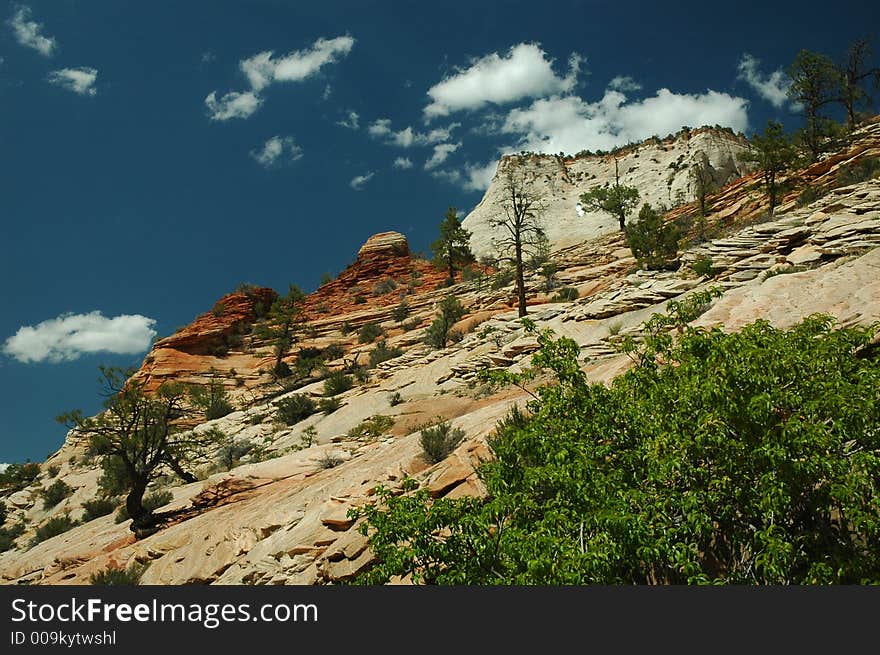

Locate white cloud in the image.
[392,156,413,169]
[0,463,9,473]
[8,6,56,57]
[431,160,498,191]
[608,76,641,92]
[2,312,157,364]
[424,43,582,119]
[424,142,461,170]
[250,136,303,167]
[205,90,262,121]
[349,171,375,190]
[201,51,216,64]
[46,67,98,96]
[501,86,749,154]
[336,110,360,129]
[367,118,460,148]
[322,84,332,100]
[239,36,355,91]
[737,53,793,109]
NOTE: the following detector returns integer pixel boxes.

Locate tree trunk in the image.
[514,240,527,318]
[125,476,151,534]
[617,211,626,232]
[166,457,197,483]
[448,253,455,284]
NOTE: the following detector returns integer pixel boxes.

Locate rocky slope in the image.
[462,126,751,258]
[1,119,878,585]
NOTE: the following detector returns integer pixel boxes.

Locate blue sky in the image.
[1,0,877,464]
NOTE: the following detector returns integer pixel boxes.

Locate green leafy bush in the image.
[836,157,880,186]
[275,394,316,425]
[373,278,398,296]
[425,296,465,349]
[31,515,77,546]
[691,256,717,277]
[42,479,73,509]
[357,305,880,585]
[401,318,422,332]
[217,439,254,471]
[346,415,395,441]
[369,341,403,367]
[551,287,579,302]
[388,392,403,406]
[392,302,411,323]
[81,498,117,522]
[626,203,680,270]
[323,371,354,397]
[358,322,385,344]
[0,522,24,553]
[0,462,41,492]
[419,421,466,464]
[319,397,342,415]
[90,563,146,585]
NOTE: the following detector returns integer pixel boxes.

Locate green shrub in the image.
[392,301,411,323]
[425,296,465,349]
[322,343,345,361]
[401,318,422,332]
[217,439,254,471]
[373,278,398,296]
[42,479,73,510]
[692,256,717,277]
[323,371,354,397]
[0,500,6,525]
[319,396,342,415]
[0,462,41,492]
[490,268,515,290]
[46,465,60,478]
[0,522,24,553]
[388,391,403,406]
[626,203,680,270]
[358,322,385,344]
[357,306,880,585]
[836,157,880,186]
[551,287,579,302]
[369,341,404,367]
[114,490,174,524]
[419,421,466,464]
[341,321,354,336]
[81,498,117,522]
[354,295,367,305]
[796,185,824,207]
[346,415,395,441]
[212,301,226,317]
[90,563,146,585]
[31,515,77,546]
[275,394,316,425]
[318,452,344,469]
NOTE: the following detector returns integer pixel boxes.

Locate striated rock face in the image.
[463,127,751,258]
[357,231,409,260]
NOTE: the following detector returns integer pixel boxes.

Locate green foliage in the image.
[419,421,466,464]
[46,464,60,478]
[0,500,6,525]
[323,370,354,396]
[319,396,342,415]
[354,295,367,304]
[551,287,579,302]
[211,301,226,317]
[90,563,146,585]
[796,185,824,207]
[357,300,880,585]
[115,490,173,524]
[41,479,73,510]
[346,415,395,441]
[255,285,306,377]
[322,343,345,361]
[369,341,404,367]
[739,120,798,214]
[425,296,466,349]
[373,278,398,296]
[579,168,640,231]
[0,462,41,492]
[401,318,422,332]
[31,515,77,546]
[763,265,807,280]
[490,268,515,290]
[431,207,475,283]
[341,321,354,336]
[388,391,403,407]
[217,438,254,471]
[837,157,880,186]
[81,498,117,522]
[626,203,680,270]
[691,256,717,277]
[358,322,385,344]
[189,376,234,421]
[275,394,316,425]
[0,522,24,553]
[392,301,411,323]
[526,231,552,272]
[787,49,842,162]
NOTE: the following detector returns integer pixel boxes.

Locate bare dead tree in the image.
[489,161,546,317]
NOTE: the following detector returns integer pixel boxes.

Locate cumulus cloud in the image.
[46,67,98,96]
[250,136,303,167]
[205,90,262,121]
[367,118,460,148]
[737,53,793,109]
[501,86,749,154]
[424,43,582,119]
[239,36,355,91]
[430,160,498,191]
[336,110,359,129]
[8,6,56,57]
[392,156,413,169]
[2,312,157,364]
[607,75,641,92]
[349,171,375,190]
[0,463,9,473]
[424,142,461,170]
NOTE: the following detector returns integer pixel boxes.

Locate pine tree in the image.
[431,207,474,283]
